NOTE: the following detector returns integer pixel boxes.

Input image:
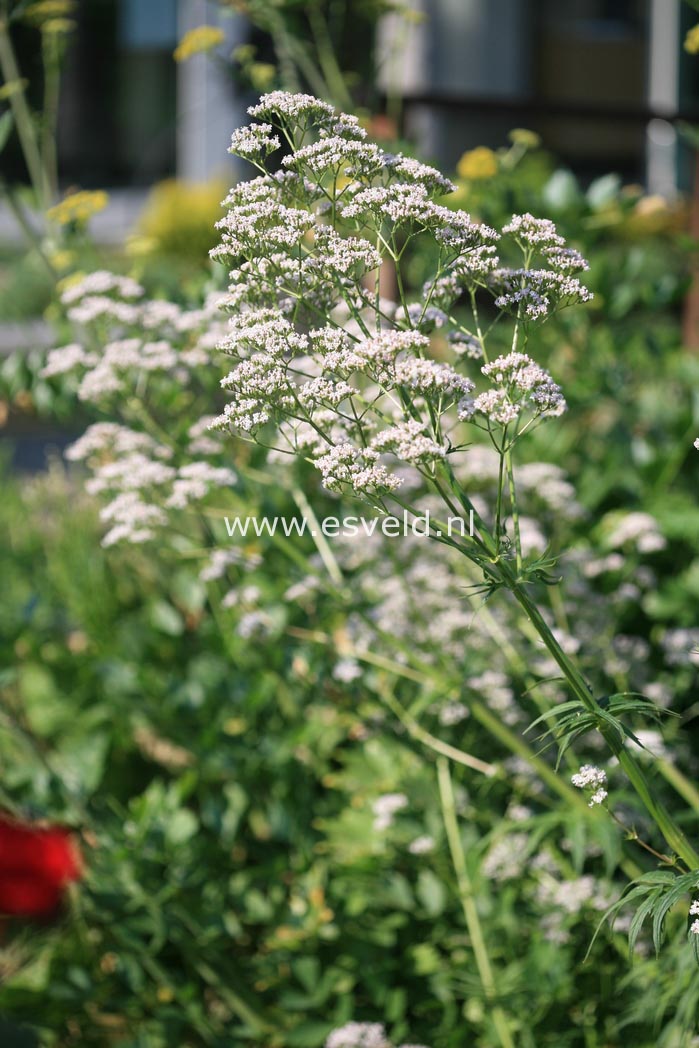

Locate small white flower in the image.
[372,793,408,832]
[571,765,607,790]
[408,835,435,855]
[332,658,363,683]
[325,1022,391,1048]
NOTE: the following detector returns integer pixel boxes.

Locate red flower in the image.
[0,814,82,918]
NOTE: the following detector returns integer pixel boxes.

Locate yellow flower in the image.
[47,249,76,272]
[233,43,256,65]
[456,146,498,181]
[173,25,225,62]
[622,194,686,237]
[46,189,109,226]
[509,128,541,149]
[124,234,157,258]
[685,24,699,53]
[23,0,75,20]
[249,62,276,92]
[41,18,76,34]
[136,178,227,261]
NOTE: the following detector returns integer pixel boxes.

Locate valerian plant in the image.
[207,92,698,871]
[36,91,699,1044]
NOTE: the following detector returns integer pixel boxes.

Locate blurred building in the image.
[5,0,699,195]
[380,0,699,196]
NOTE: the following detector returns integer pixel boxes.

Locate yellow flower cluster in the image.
[509,128,541,149]
[23,0,75,22]
[173,25,225,62]
[685,24,699,54]
[41,18,76,34]
[456,146,498,181]
[47,190,109,226]
[134,178,227,261]
[47,249,76,272]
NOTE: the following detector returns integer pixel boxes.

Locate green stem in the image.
[306,1,354,112]
[506,575,699,869]
[377,685,496,777]
[0,16,46,206]
[41,29,61,205]
[1,182,56,277]
[504,448,522,574]
[437,757,515,1048]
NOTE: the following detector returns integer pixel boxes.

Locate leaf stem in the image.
[437,757,515,1048]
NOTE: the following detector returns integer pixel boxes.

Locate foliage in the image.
[130,179,229,270]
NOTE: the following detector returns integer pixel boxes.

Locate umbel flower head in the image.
[208,91,591,501]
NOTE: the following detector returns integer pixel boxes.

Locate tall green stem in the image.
[504,449,522,574]
[505,573,699,869]
[437,758,515,1048]
[0,16,46,205]
[41,28,61,205]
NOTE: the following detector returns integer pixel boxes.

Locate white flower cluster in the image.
[325,1022,429,1048]
[207,92,591,496]
[371,793,408,832]
[248,91,335,123]
[371,421,447,465]
[408,835,435,855]
[502,214,589,277]
[571,765,608,807]
[43,272,228,406]
[502,213,564,248]
[48,94,592,570]
[326,1024,391,1048]
[43,271,238,547]
[604,511,666,553]
[314,443,402,496]
[60,269,144,304]
[65,423,173,463]
[491,268,593,321]
[689,899,699,935]
[228,121,280,160]
[42,342,98,378]
[459,352,566,427]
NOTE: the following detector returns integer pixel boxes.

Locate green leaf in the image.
[628,890,662,956]
[284,1022,335,1047]
[18,663,67,736]
[417,868,446,916]
[542,169,581,212]
[293,956,321,993]
[586,173,621,210]
[148,599,185,636]
[54,730,109,792]
[165,808,198,845]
